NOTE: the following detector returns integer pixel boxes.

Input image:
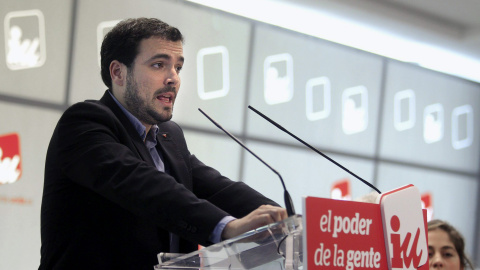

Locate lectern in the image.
[154,185,429,270]
[154,215,304,270]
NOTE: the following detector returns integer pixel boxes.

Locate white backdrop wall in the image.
[0,0,479,268]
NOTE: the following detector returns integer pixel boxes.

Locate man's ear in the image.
[110,60,126,87]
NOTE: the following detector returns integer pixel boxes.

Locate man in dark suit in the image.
[39,18,287,269]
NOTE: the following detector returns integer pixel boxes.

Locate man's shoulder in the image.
[58,98,119,128]
[64,90,113,113]
[158,120,186,139]
[158,120,181,130]
[64,99,111,115]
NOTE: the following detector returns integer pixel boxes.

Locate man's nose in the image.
[165,67,179,86]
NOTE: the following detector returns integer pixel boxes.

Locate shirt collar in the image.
[108,90,159,142]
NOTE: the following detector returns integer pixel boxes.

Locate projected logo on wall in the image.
[424,103,444,144]
[263,53,294,105]
[342,86,369,135]
[394,89,416,131]
[394,89,474,150]
[306,76,331,121]
[197,46,230,100]
[0,133,22,184]
[4,9,46,70]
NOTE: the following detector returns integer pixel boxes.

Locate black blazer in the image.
[39,90,278,269]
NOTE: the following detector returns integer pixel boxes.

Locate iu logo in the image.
[379,185,428,270]
[0,133,22,184]
[389,215,423,268]
[4,9,46,70]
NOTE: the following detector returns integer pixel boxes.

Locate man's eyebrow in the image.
[146,54,184,63]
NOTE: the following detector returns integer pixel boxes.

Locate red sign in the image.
[0,133,22,184]
[379,185,428,270]
[304,185,429,270]
[304,197,387,269]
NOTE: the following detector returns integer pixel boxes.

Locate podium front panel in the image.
[155,215,303,270]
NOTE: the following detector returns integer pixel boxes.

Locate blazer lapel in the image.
[156,132,192,190]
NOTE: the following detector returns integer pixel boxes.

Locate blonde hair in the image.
[427,219,474,270]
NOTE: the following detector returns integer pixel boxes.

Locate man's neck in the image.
[143,124,152,137]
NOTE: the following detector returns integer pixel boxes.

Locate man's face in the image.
[124,37,184,125]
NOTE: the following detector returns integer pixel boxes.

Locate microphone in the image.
[198,108,296,216]
[248,105,381,194]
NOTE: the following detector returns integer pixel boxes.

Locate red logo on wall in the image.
[331,178,351,201]
[0,133,22,184]
[421,192,433,221]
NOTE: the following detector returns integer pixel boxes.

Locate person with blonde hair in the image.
[428,219,474,270]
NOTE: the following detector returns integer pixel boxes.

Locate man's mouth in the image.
[157,93,174,104]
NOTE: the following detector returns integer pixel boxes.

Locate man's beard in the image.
[124,70,175,125]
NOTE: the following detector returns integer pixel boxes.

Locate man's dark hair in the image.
[100,18,184,89]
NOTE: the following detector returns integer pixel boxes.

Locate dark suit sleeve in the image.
[51,102,228,245]
[160,122,280,218]
[190,155,280,217]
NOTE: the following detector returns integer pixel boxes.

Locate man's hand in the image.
[221,205,288,240]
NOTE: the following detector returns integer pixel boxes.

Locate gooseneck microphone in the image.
[198,108,296,217]
[248,105,381,194]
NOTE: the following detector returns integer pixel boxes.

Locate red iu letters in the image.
[389,215,423,269]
